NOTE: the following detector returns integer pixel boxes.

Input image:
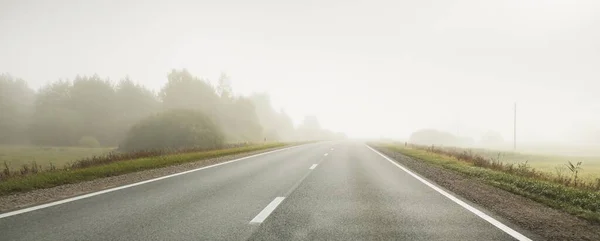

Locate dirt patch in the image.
[0,147,286,213]
[374,146,600,241]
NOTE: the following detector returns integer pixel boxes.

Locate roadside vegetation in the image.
[407,128,600,181]
[0,143,286,196]
[374,143,600,223]
[462,148,600,181]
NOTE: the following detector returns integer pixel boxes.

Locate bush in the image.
[78,136,100,148]
[119,109,225,152]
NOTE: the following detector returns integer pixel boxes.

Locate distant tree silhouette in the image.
[1,70,345,147]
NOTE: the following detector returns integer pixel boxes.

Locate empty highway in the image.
[0,142,533,241]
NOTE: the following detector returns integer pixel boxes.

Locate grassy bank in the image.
[374,143,600,223]
[0,143,287,196]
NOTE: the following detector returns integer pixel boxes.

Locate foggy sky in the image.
[2,0,600,142]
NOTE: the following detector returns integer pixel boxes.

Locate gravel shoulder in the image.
[374,146,600,241]
[0,147,286,213]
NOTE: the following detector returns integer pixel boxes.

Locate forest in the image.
[0,69,345,151]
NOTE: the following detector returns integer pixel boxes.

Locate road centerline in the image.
[249,197,286,224]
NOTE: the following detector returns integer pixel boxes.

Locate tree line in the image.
[0,70,346,148]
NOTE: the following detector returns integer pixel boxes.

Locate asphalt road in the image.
[0,142,532,241]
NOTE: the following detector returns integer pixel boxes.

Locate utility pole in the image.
[514,102,517,151]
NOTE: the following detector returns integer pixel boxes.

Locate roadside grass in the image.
[0,143,287,196]
[452,147,600,182]
[374,143,600,224]
[0,145,114,171]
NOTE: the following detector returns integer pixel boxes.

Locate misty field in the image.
[0,145,115,171]
[453,148,600,181]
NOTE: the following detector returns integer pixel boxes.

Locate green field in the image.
[0,145,115,171]
[454,148,600,181]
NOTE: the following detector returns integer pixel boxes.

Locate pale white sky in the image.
[1,0,600,142]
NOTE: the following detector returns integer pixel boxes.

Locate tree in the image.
[160,69,219,114]
[216,72,233,100]
[297,115,322,141]
[215,94,263,142]
[249,93,297,141]
[159,70,264,142]
[30,80,83,146]
[228,97,263,141]
[69,75,118,145]
[33,80,72,111]
[0,74,35,144]
[4,70,345,146]
[113,77,160,141]
[275,109,296,141]
[30,108,84,146]
[29,75,160,147]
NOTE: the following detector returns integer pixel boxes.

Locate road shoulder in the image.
[373,145,600,241]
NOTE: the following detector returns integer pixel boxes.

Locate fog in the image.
[2,0,600,148]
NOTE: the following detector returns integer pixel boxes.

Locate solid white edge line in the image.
[0,145,301,219]
[365,145,532,241]
[249,197,285,224]
[309,164,318,169]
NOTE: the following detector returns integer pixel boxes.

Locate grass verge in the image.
[0,143,287,196]
[373,143,600,224]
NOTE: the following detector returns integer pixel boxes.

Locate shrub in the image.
[78,136,100,148]
[119,109,225,152]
